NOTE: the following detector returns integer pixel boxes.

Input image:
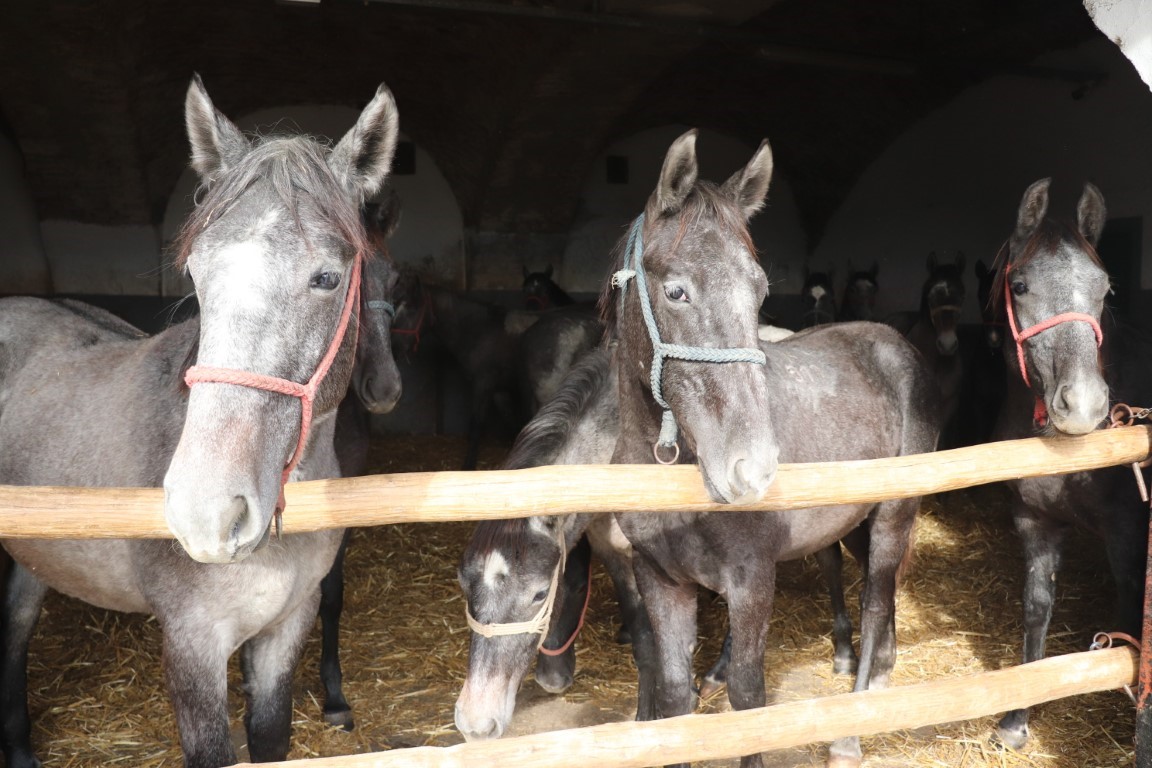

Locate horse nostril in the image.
[227,495,251,544]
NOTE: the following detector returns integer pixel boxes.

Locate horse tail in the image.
[503,346,612,471]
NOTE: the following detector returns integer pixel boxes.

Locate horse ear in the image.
[1077,182,1107,247]
[1013,178,1050,251]
[721,139,774,219]
[330,83,400,204]
[954,251,966,274]
[544,263,553,279]
[649,129,698,217]
[926,251,937,273]
[184,74,249,186]
[975,259,989,279]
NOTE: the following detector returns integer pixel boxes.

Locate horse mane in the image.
[172,135,372,269]
[465,346,612,561]
[987,218,1104,318]
[597,182,757,337]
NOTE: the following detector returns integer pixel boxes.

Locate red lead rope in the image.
[184,251,364,531]
[538,556,594,657]
[1003,265,1102,426]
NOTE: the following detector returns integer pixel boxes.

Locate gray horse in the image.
[0,75,398,768]
[988,178,1150,750]
[457,131,940,768]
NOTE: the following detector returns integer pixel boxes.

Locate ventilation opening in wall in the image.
[606,155,628,184]
[393,141,416,175]
[1096,215,1141,323]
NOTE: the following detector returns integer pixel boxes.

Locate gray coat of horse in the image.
[0,75,399,768]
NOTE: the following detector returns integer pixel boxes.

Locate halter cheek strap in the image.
[1003,264,1103,427]
[183,251,363,534]
[612,215,766,463]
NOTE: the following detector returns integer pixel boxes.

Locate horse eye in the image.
[310,271,341,291]
[1011,281,1028,296]
[664,285,689,302]
[532,588,548,603]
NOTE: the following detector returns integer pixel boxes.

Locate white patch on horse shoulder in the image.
[483,552,510,586]
[809,285,826,301]
[217,240,271,312]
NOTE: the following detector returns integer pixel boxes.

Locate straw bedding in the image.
[16,435,1136,767]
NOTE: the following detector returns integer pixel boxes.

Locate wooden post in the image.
[0,426,1149,538]
[231,647,1137,768]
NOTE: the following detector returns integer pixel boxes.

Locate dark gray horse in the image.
[886,252,967,447]
[521,264,575,311]
[457,131,940,768]
[837,261,879,321]
[988,178,1149,751]
[0,75,398,768]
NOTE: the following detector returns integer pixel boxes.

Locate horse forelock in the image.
[465,519,532,564]
[172,136,372,271]
[988,219,1103,319]
[597,183,757,336]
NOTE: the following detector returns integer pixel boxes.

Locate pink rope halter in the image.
[184,251,364,533]
[1003,263,1102,426]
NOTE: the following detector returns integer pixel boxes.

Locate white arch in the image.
[161,104,464,296]
[561,125,808,296]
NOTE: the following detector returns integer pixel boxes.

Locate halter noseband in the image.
[612,215,766,464]
[1003,261,1103,427]
[184,250,364,535]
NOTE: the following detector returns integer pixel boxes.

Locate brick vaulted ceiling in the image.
[0,0,1101,243]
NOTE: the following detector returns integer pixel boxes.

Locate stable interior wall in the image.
[814,37,1152,326]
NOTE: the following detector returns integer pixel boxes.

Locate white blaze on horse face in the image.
[482,551,510,588]
[809,285,826,302]
[215,239,272,314]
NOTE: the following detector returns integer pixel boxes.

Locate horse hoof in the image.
[698,676,726,701]
[826,756,861,768]
[324,708,356,732]
[992,724,1029,751]
[831,657,857,676]
[616,626,632,645]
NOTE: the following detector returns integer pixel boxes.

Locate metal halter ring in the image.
[653,441,680,465]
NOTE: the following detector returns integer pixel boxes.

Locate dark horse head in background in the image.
[838,261,879,321]
[522,264,574,310]
[920,251,966,356]
[799,266,836,327]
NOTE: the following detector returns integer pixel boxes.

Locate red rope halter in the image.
[1003,263,1102,427]
[390,290,432,354]
[538,556,593,657]
[184,251,364,531]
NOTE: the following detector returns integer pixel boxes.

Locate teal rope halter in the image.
[612,215,766,463]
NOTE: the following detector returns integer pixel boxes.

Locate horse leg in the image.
[0,563,49,768]
[815,543,857,675]
[162,623,235,768]
[631,553,696,768]
[1104,517,1146,638]
[699,632,731,700]
[318,529,354,730]
[829,502,915,768]
[242,594,320,762]
[725,571,776,768]
[995,509,1064,751]
[535,535,591,694]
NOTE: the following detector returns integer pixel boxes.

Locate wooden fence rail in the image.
[0,425,1148,538]
[232,647,1138,768]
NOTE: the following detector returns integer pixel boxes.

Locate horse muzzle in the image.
[1046,378,1109,436]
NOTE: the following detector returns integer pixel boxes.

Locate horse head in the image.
[353,191,404,414]
[522,264,572,310]
[800,265,837,327]
[997,178,1109,434]
[922,251,967,356]
[163,75,399,563]
[454,515,581,741]
[606,129,777,504]
[840,261,879,321]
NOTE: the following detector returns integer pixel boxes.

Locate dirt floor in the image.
[17,435,1138,767]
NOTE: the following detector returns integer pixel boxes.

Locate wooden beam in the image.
[232,646,1137,767]
[0,425,1148,538]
